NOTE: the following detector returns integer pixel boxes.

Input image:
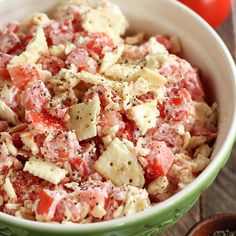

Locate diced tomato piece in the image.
[137,91,155,103]
[155,35,172,51]
[64,6,84,33]
[70,142,97,178]
[179,74,204,100]
[98,111,125,137]
[65,47,98,73]
[70,157,89,178]
[9,64,40,90]
[38,55,65,75]
[36,190,55,215]
[53,198,82,222]
[146,122,182,152]
[0,121,8,132]
[41,131,80,162]
[160,55,204,100]
[45,106,69,121]
[34,133,46,148]
[44,21,73,46]
[11,132,24,148]
[24,80,51,112]
[5,21,20,33]
[0,32,20,54]
[160,88,195,128]
[144,141,174,179]
[77,181,111,209]
[0,53,12,78]
[85,32,114,58]
[10,170,42,202]
[84,85,121,110]
[26,111,65,135]
[191,125,218,139]
[36,189,61,220]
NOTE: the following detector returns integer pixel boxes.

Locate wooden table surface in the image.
[162,13,236,236]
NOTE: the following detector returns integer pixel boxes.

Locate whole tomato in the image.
[179,0,232,28]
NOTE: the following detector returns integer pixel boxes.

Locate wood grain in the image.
[162,13,236,236]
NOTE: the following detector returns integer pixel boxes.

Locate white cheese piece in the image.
[113,185,150,218]
[128,100,159,135]
[20,132,39,155]
[90,205,107,219]
[94,138,145,187]
[139,67,167,87]
[105,64,140,82]
[24,157,68,184]
[3,177,17,200]
[100,44,124,73]
[0,99,19,125]
[9,27,48,67]
[67,96,100,141]
[82,9,127,44]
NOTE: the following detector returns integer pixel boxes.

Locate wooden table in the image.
[162,13,236,236]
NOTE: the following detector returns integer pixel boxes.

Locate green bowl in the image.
[0,0,236,235]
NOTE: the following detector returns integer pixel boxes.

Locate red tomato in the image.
[0,53,12,78]
[38,55,65,75]
[155,35,172,52]
[36,189,61,220]
[9,64,40,90]
[70,157,89,178]
[36,190,55,215]
[144,141,174,179]
[44,21,73,46]
[0,121,8,132]
[0,32,20,54]
[53,198,82,222]
[85,32,114,58]
[10,170,42,202]
[65,47,98,73]
[160,88,195,128]
[179,0,231,28]
[24,80,51,112]
[191,125,218,139]
[160,55,204,100]
[26,111,65,135]
[99,111,125,137]
[11,132,24,148]
[146,122,182,153]
[77,188,108,209]
[41,131,80,162]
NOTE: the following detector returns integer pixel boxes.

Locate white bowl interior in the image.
[0,0,235,231]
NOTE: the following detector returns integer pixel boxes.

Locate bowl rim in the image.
[0,0,236,233]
